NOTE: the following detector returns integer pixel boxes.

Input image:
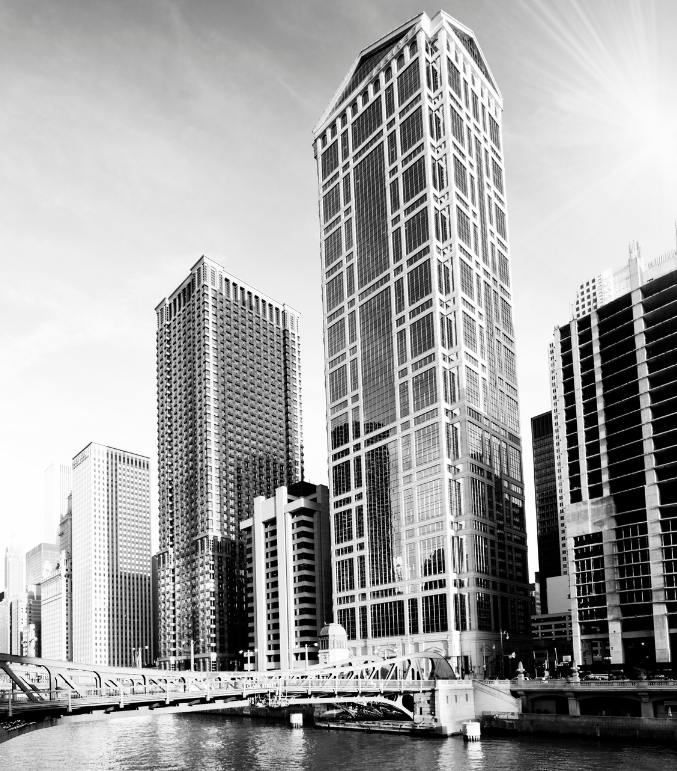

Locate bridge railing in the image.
[512,679,677,690]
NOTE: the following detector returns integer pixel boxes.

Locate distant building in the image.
[240,482,332,671]
[4,535,25,600]
[531,411,564,611]
[41,498,74,661]
[551,239,677,671]
[10,587,40,656]
[72,443,152,667]
[26,543,60,587]
[44,461,72,544]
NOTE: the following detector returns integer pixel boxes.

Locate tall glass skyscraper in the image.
[155,256,303,670]
[313,12,530,675]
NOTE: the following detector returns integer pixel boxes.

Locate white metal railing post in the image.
[120,684,124,708]
[68,689,72,713]
[207,680,210,702]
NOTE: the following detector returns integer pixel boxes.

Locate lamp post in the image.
[499,630,510,679]
[480,644,495,679]
[134,645,149,668]
[239,648,257,672]
[179,639,203,671]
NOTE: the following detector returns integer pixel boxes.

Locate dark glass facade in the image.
[314,12,529,675]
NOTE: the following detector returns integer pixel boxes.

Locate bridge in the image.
[511,673,677,718]
[1,651,508,742]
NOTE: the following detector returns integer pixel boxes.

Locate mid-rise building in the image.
[41,498,74,661]
[551,240,677,671]
[0,592,8,654]
[10,587,40,656]
[531,411,564,611]
[154,257,304,670]
[72,442,152,667]
[313,12,530,674]
[44,461,72,544]
[240,482,332,670]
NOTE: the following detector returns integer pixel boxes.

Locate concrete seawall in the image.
[483,713,677,741]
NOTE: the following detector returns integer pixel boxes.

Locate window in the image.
[327,319,346,358]
[326,272,344,310]
[329,365,347,403]
[498,252,510,287]
[352,98,383,149]
[412,367,437,412]
[370,601,405,638]
[397,58,420,105]
[456,208,471,247]
[405,209,429,254]
[336,558,355,592]
[452,159,469,200]
[465,367,480,407]
[407,259,432,305]
[321,141,339,180]
[389,179,400,212]
[400,107,423,153]
[415,423,440,465]
[422,594,448,633]
[447,58,462,97]
[492,159,504,193]
[323,184,341,222]
[450,105,464,145]
[410,313,434,358]
[462,312,477,352]
[489,115,501,149]
[417,478,442,521]
[402,157,426,203]
[495,205,507,239]
[399,380,409,417]
[334,509,353,544]
[324,229,342,267]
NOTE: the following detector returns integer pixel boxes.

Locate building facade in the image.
[26,542,60,587]
[72,442,152,667]
[241,482,332,671]
[44,461,72,545]
[551,241,677,671]
[531,411,564,612]
[154,256,303,671]
[313,12,530,674]
[41,499,74,661]
[4,536,25,600]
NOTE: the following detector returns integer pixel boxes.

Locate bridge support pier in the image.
[640,695,654,718]
[565,691,580,716]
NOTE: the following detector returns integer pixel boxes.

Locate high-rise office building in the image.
[241,482,332,671]
[10,587,40,656]
[4,535,25,600]
[531,411,564,612]
[551,241,677,670]
[0,593,8,654]
[44,461,72,544]
[154,256,303,670]
[313,12,530,674]
[26,542,60,587]
[41,496,74,661]
[72,442,152,667]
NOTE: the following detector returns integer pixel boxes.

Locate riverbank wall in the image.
[483,713,677,741]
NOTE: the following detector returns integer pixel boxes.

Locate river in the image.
[1,714,676,770]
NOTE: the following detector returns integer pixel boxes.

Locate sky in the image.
[1,0,676,586]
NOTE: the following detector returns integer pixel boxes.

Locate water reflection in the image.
[1,715,676,771]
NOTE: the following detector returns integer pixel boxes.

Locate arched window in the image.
[397,54,405,70]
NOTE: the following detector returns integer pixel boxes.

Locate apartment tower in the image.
[313,12,530,674]
[72,442,152,667]
[551,241,677,671]
[155,256,303,671]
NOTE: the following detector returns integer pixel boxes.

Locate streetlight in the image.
[303,643,319,671]
[480,644,495,679]
[499,630,510,679]
[133,645,149,668]
[239,648,257,672]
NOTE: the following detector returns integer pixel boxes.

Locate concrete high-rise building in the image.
[44,461,72,544]
[4,535,25,600]
[240,482,332,671]
[551,240,677,671]
[531,411,564,612]
[41,497,74,661]
[10,587,40,656]
[154,256,304,671]
[313,12,530,674]
[72,442,152,667]
[26,543,60,587]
